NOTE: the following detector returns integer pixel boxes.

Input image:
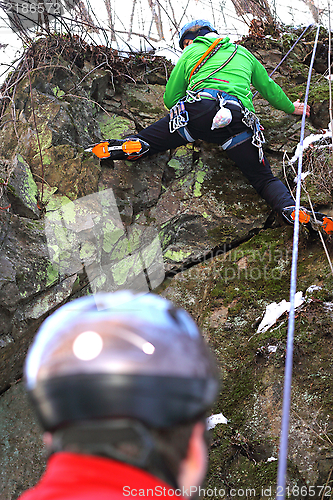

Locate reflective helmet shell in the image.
[24,291,219,431]
[179,19,217,49]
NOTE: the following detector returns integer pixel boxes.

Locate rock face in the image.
[1,29,333,499]
[162,228,333,497]
[0,383,46,500]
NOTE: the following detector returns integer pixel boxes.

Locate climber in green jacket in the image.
[86,20,333,234]
[164,31,297,114]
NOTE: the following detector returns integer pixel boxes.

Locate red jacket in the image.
[18,452,182,500]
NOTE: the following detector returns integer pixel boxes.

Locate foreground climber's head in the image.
[24,291,219,491]
[179,19,218,49]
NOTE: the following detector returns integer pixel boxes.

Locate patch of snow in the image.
[206,413,228,430]
[306,285,322,294]
[293,171,310,183]
[257,291,304,334]
[267,456,277,462]
[0,31,25,86]
[289,130,332,164]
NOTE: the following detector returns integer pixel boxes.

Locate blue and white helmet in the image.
[24,291,219,431]
[179,19,217,49]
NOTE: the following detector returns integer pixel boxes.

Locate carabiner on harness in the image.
[242,108,265,163]
[184,89,202,103]
[169,100,190,134]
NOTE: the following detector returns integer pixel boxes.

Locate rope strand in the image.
[253,23,313,99]
[275,24,321,500]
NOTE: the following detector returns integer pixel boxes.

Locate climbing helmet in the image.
[24,291,219,432]
[179,19,217,49]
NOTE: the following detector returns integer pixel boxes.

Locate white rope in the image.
[275,24,321,500]
[329,0,333,139]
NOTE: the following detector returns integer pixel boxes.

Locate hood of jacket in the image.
[189,34,231,49]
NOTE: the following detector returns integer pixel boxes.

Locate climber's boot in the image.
[282,206,333,235]
[85,138,150,160]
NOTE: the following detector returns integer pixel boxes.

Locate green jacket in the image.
[163,36,295,114]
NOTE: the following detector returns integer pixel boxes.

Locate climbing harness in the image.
[168,40,264,159]
[168,89,238,142]
[220,129,253,150]
[168,43,239,142]
[198,89,265,159]
[276,25,320,500]
[169,85,265,161]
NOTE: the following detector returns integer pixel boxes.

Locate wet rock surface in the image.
[1,28,333,499]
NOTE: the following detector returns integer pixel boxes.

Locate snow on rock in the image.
[289,130,331,164]
[306,285,322,294]
[293,171,311,183]
[257,291,304,334]
[206,413,228,430]
[323,302,333,313]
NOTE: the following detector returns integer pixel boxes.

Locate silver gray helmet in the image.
[179,19,217,49]
[24,291,219,431]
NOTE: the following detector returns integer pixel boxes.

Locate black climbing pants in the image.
[135,99,295,214]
